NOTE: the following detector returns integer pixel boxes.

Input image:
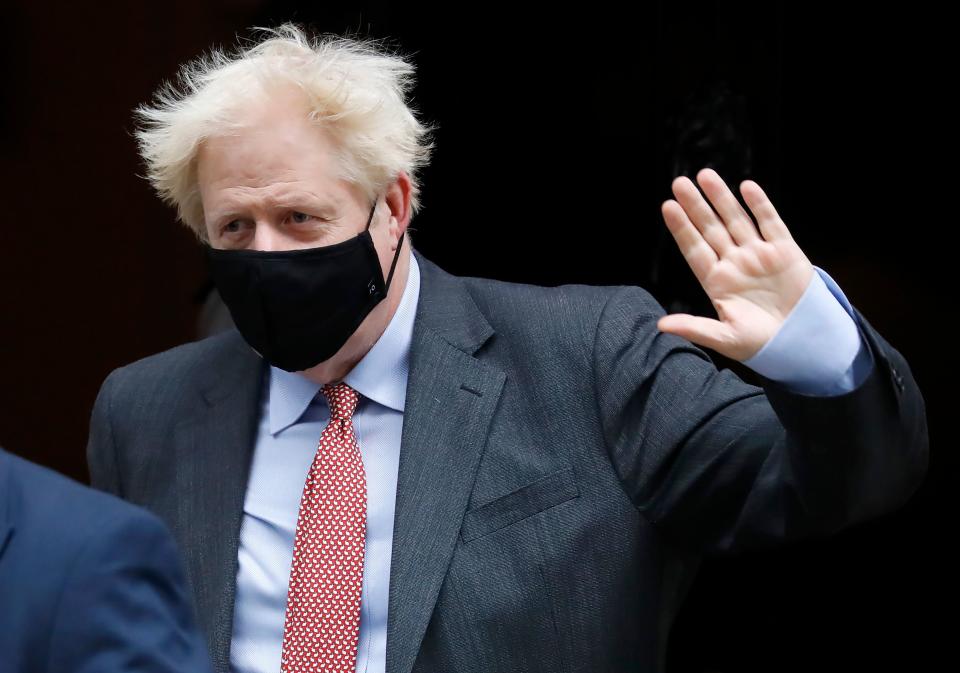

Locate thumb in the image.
[656,314,728,352]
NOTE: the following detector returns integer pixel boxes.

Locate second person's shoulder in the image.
[3,449,175,560]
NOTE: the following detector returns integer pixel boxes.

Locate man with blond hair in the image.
[87,24,928,673]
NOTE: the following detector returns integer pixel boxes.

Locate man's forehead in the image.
[211,183,345,209]
[199,119,334,157]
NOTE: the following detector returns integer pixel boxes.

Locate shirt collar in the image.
[268,253,421,435]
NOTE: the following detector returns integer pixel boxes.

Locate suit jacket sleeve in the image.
[591,284,929,555]
[45,507,214,673]
[87,368,122,496]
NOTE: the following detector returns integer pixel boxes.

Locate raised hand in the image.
[657,168,815,362]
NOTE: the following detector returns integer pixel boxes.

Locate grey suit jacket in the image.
[86,248,929,673]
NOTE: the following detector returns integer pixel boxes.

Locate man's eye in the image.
[291,211,312,224]
[223,220,242,234]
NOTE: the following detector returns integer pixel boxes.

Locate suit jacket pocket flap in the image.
[460,465,580,542]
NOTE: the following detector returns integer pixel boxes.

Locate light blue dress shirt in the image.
[228,258,874,673]
[742,265,875,394]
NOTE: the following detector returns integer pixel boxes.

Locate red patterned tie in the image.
[281,382,366,673]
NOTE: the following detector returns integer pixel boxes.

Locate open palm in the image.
[657,168,815,362]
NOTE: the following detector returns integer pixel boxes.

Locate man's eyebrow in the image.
[270,192,342,215]
[205,191,344,224]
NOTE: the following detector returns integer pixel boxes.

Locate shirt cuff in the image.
[741,265,875,396]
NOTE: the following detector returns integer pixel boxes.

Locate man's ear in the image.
[384,171,412,244]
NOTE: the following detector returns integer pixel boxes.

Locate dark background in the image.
[0,1,951,671]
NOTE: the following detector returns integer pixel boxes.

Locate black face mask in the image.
[205,200,403,372]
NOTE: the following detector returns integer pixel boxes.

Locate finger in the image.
[661,199,717,285]
[671,175,736,259]
[739,179,791,242]
[696,168,762,246]
[656,313,735,354]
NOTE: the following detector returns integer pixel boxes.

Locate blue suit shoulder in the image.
[5,446,160,538]
[0,449,214,673]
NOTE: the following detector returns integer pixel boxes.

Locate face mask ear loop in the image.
[385,228,404,290]
[368,197,404,290]
[364,199,377,231]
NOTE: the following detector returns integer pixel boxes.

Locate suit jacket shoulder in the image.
[0,449,213,672]
[449,265,637,363]
[86,329,264,495]
[96,330,260,423]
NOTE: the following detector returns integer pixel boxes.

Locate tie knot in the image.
[320,382,359,422]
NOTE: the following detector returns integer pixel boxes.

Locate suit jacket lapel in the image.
[170,332,265,673]
[385,250,506,673]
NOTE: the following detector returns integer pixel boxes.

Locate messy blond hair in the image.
[134,23,435,240]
